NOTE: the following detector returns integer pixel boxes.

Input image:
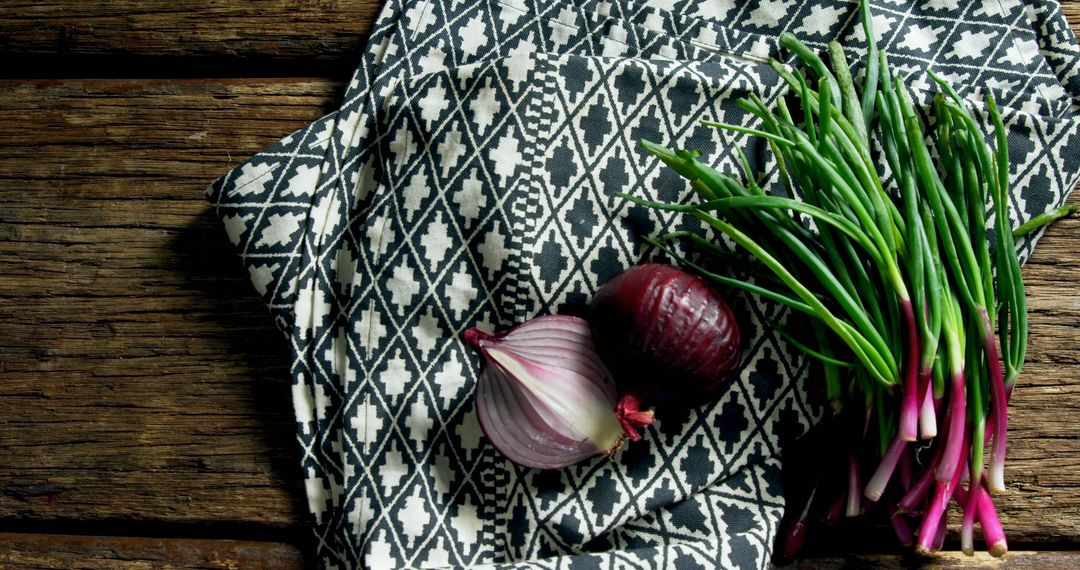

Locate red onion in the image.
[465,316,654,469]
[589,263,741,406]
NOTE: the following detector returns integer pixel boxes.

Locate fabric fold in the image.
[205,1,1080,568]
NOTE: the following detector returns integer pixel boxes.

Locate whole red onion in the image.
[589,263,741,407]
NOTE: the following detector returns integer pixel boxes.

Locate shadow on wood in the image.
[167,205,314,562]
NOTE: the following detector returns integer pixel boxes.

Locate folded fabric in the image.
[205,1,1080,568]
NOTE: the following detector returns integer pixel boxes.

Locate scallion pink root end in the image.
[889,505,914,547]
[932,514,947,551]
[824,490,845,525]
[847,453,861,517]
[865,436,907,502]
[981,308,1009,496]
[919,380,937,439]
[982,487,1008,558]
[960,467,983,556]
[936,372,967,485]
[956,479,1009,558]
[899,299,921,442]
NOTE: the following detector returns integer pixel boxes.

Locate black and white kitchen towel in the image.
[205,1,1080,568]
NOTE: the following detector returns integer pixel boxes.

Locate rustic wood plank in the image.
[1,1,1077,62]
[1,78,1079,546]
[798,551,1080,569]
[0,1,382,63]
[0,0,1077,566]
[0,78,338,527]
[0,1,1075,67]
[0,533,306,569]
[1,532,1078,570]
[1063,1,1080,40]
[990,197,1080,542]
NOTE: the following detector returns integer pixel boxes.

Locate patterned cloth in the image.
[205,1,1080,568]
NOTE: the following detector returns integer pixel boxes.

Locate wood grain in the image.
[0,78,338,528]
[802,551,1080,569]
[0,1,1076,65]
[1064,1,1080,39]
[1,533,1079,570]
[0,533,306,569]
[0,78,1079,551]
[0,1,382,62]
[4,1,1080,563]
[989,199,1080,542]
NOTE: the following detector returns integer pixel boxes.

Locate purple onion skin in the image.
[589,263,741,408]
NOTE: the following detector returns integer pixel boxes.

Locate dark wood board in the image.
[2,73,1080,556]
[1067,1,1080,35]
[0,78,339,529]
[0,1,381,63]
[1,533,1079,569]
[1,0,1080,567]
[803,551,1080,569]
[0,533,306,569]
[1,1,1078,64]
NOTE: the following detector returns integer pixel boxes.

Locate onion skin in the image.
[589,264,741,407]
[465,316,654,470]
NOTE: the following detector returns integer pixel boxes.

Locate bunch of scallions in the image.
[624,0,1076,558]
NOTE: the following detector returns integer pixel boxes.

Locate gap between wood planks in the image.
[1,2,1079,78]
[0,0,382,79]
[2,533,1080,570]
[0,532,308,569]
[0,518,304,546]
[1,74,1079,567]
[1,54,359,81]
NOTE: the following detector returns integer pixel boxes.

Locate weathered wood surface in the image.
[0,533,306,569]
[2,1,1080,567]
[2,534,1077,570]
[2,1,1079,67]
[0,1,381,63]
[802,551,1080,569]
[988,203,1080,541]
[1067,1,1080,37]
[0,78,339,528]
[1,76,1079,558]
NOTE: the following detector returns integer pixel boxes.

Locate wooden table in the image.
[1,2,1079,568]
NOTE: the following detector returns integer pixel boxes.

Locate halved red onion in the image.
[465,315,653,469]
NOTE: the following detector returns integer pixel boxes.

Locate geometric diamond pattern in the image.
[205,0,1080,567]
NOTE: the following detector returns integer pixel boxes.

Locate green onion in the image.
[626,0,1071,558]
